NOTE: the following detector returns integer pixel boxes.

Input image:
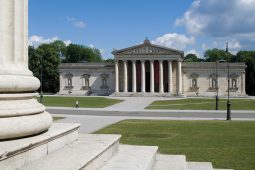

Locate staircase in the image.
[0,123,233,170]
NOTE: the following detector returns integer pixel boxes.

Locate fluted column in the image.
[0,0,15,65]
[241,72,246,95]
[150,60,154,93]
[123,60,128,93]
[0,0,52,140]
[141,60,146,93]
[159,60,164,93]
[177,60,182,95]
[115,61,119,92]
[132,60,137,92]
[168,61,173,93]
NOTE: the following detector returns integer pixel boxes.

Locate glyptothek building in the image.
[59,39,246,97]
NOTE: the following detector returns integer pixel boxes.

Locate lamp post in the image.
[215,60,219,110]
[40,55,43,103]
[226,42,231,120]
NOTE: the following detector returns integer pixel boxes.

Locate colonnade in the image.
[115,59,183,95]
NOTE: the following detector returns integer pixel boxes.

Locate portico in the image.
[113,39,184,96]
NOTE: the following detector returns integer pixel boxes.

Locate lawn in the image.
[39,96,123,108]
[146,98,255,110]
[53,116,65,121]
[95,120,255,170]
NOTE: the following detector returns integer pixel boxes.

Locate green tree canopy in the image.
[184,53,203,62]
[204,48,233,62]
[29,43,61,94]
[65,44,102,63]
[236,51,255,95]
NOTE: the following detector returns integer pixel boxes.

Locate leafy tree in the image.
[28,46,41,78]
[50,40,67,59]
[65,44,84,62]
[204,48,233,62]
[30,44,61,94]
[236,51,255,95]
[104,58,114,63]
[184,54,203,62]
[65,44,102,63]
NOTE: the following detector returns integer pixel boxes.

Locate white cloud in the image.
[67,16,86,29]
[29,35,71,47]
[175,0,255,38]
[63,40,72,46]
[88,44,94,48]
[152,33,195,50]
[185,49,201,57]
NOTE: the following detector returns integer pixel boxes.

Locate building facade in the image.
[59,40,246,97]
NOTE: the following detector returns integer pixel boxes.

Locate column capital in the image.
[177,58,183,62]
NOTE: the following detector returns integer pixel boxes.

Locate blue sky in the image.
[29,0,255,59]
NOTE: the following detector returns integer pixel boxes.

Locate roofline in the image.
[112,42,184,57]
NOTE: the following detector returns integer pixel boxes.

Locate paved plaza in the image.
[50,96,255,134]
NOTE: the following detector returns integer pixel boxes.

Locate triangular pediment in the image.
[112,41,184,56]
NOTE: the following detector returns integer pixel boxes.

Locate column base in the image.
[0,75,40,92]
[0,93,52,140]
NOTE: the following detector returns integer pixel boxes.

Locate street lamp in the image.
[226,42,231,120]
[39,55,43,103]
[215,60,219,110]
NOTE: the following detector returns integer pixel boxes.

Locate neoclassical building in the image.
[59,39,246,97]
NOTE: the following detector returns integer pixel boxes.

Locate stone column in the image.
[123,60,128,93]
[150,60,154,93]
[159,60,164,93]
[177,60,182,95]
[0,0,52,140]
[115,61,119,92]
[168,61,173,94]
[241,72,246,95]
[141,60,146,93]
[132,60,137,92]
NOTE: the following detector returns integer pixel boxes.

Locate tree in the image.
[104,58,114,63]
[28,46,41,78]
[50,40,67,59]
[204,48,233,62]
[184,54,203,62]
[29,44,61,94]
[65,44,102,63]
[236,51,255,95]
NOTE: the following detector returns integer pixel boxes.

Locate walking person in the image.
[75,100,79,108]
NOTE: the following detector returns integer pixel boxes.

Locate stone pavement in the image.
[52,114,255,134]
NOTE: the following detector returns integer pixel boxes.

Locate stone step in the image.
[153,154,186,170]
[100,145,158,170]
[0,123,80,170]
[186,161,214,170]
[20,134,121,170]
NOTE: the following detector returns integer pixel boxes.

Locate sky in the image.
[29,0,255,59]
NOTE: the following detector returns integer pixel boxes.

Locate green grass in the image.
[146,98,255,110]
[53,116,65,121]
[40,96,123,108]
[95,120,255,170]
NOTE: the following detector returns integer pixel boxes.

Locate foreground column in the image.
[141,60,146,93]
[132,60,137,92]
[168,61,173,94]
[177,60,182,95]
[115,61,119,92]
[123,60,128,93]
[150,60,154,93]
[159,60,164,93]
[0,0,52,140]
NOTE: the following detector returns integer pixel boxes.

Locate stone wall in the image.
[59,63,115,96]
